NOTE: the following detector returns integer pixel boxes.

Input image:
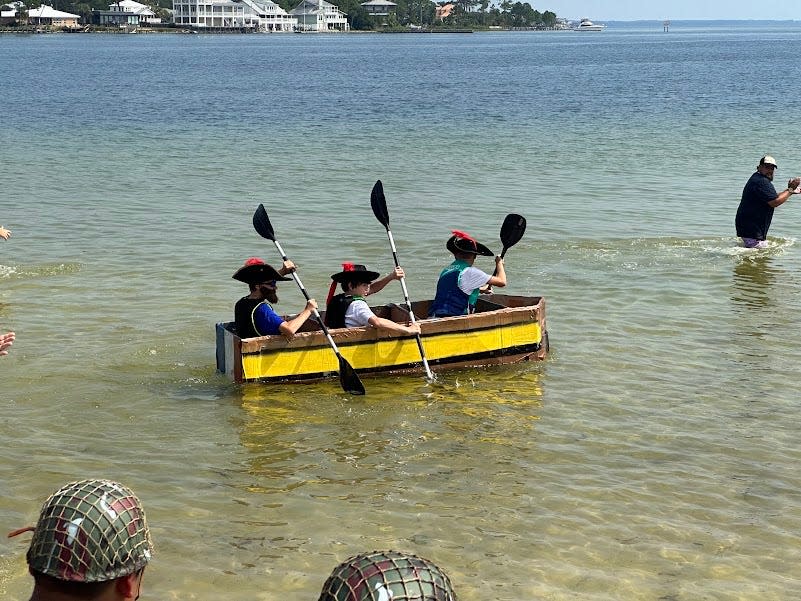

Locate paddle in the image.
[499,213,526,259]
[370,180,435,382]
[486,213,526,293]
[252,204,365,396]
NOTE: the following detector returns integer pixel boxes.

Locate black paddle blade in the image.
[252,204,276,241]
[500,213,526,256]
[370,180,391,230]
[338,356,365,395]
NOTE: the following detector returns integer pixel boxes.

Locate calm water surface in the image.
[2,23,801,600]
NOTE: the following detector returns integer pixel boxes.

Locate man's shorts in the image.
[741,237,768,249]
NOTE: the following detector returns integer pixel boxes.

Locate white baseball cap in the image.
[760,155,778,168]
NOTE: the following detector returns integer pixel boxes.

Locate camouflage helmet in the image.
[318,550,458,601]
[24,479,153,582]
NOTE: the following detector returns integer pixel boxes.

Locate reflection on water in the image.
[235,366,545,494]
[731,253,782,311]
[727,250,801,383]
[222,366,551,600]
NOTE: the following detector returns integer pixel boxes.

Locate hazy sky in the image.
[539,1,801,21]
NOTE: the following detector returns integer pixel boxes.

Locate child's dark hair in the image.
[342,278,362,292]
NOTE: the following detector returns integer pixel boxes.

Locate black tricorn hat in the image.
[232,257,291,285]
[330,263,380,284]
[446,230,494,257]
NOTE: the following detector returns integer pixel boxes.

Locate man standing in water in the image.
[735,155,801,248]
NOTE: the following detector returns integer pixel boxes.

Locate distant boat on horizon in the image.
[574,18,605,31]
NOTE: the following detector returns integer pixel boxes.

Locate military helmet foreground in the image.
[25,479,153,582]
[318,550,457,601]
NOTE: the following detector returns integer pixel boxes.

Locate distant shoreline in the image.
[1,19,798,36]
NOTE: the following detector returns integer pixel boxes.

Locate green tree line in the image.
[334,0,557,30]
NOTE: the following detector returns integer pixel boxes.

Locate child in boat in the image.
[325,263,420,336]
[428,229,506,317]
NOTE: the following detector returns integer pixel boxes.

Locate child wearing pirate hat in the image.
[232,257,318,339]
[325,263,420,336]
[428,229,506,318]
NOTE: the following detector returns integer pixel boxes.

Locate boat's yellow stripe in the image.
[425,321,541,362]
[241,321,542,380]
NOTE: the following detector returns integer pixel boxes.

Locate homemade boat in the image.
[216,294,548,384]
[574,18,605,31]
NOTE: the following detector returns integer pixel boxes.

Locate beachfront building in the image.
[360,0,395,16]
[172,0,296,30]
[91,7,140,26]
[109,0,159,24]
[0,3,20,24]
[290,0,348,32]
[27,5,80,26]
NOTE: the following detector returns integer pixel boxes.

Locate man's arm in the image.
[768,177,801,208]
[278,299,318,340]
[278,260,296,276]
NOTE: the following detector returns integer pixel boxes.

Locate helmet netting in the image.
[318,550,457,601]
[26,479,153,582]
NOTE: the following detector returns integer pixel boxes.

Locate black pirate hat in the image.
[330,263,380,284]
[232,257,291,285]
[446,229,494,257]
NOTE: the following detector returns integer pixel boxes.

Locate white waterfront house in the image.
[27,4,80,26]
[290,0,348,31]
[109,0,159,24]
[172,0,297,31]
[0,2,21,24]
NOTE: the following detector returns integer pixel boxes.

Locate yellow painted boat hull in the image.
[216,294,548,384]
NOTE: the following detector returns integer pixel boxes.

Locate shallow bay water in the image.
[2,22,801,600]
